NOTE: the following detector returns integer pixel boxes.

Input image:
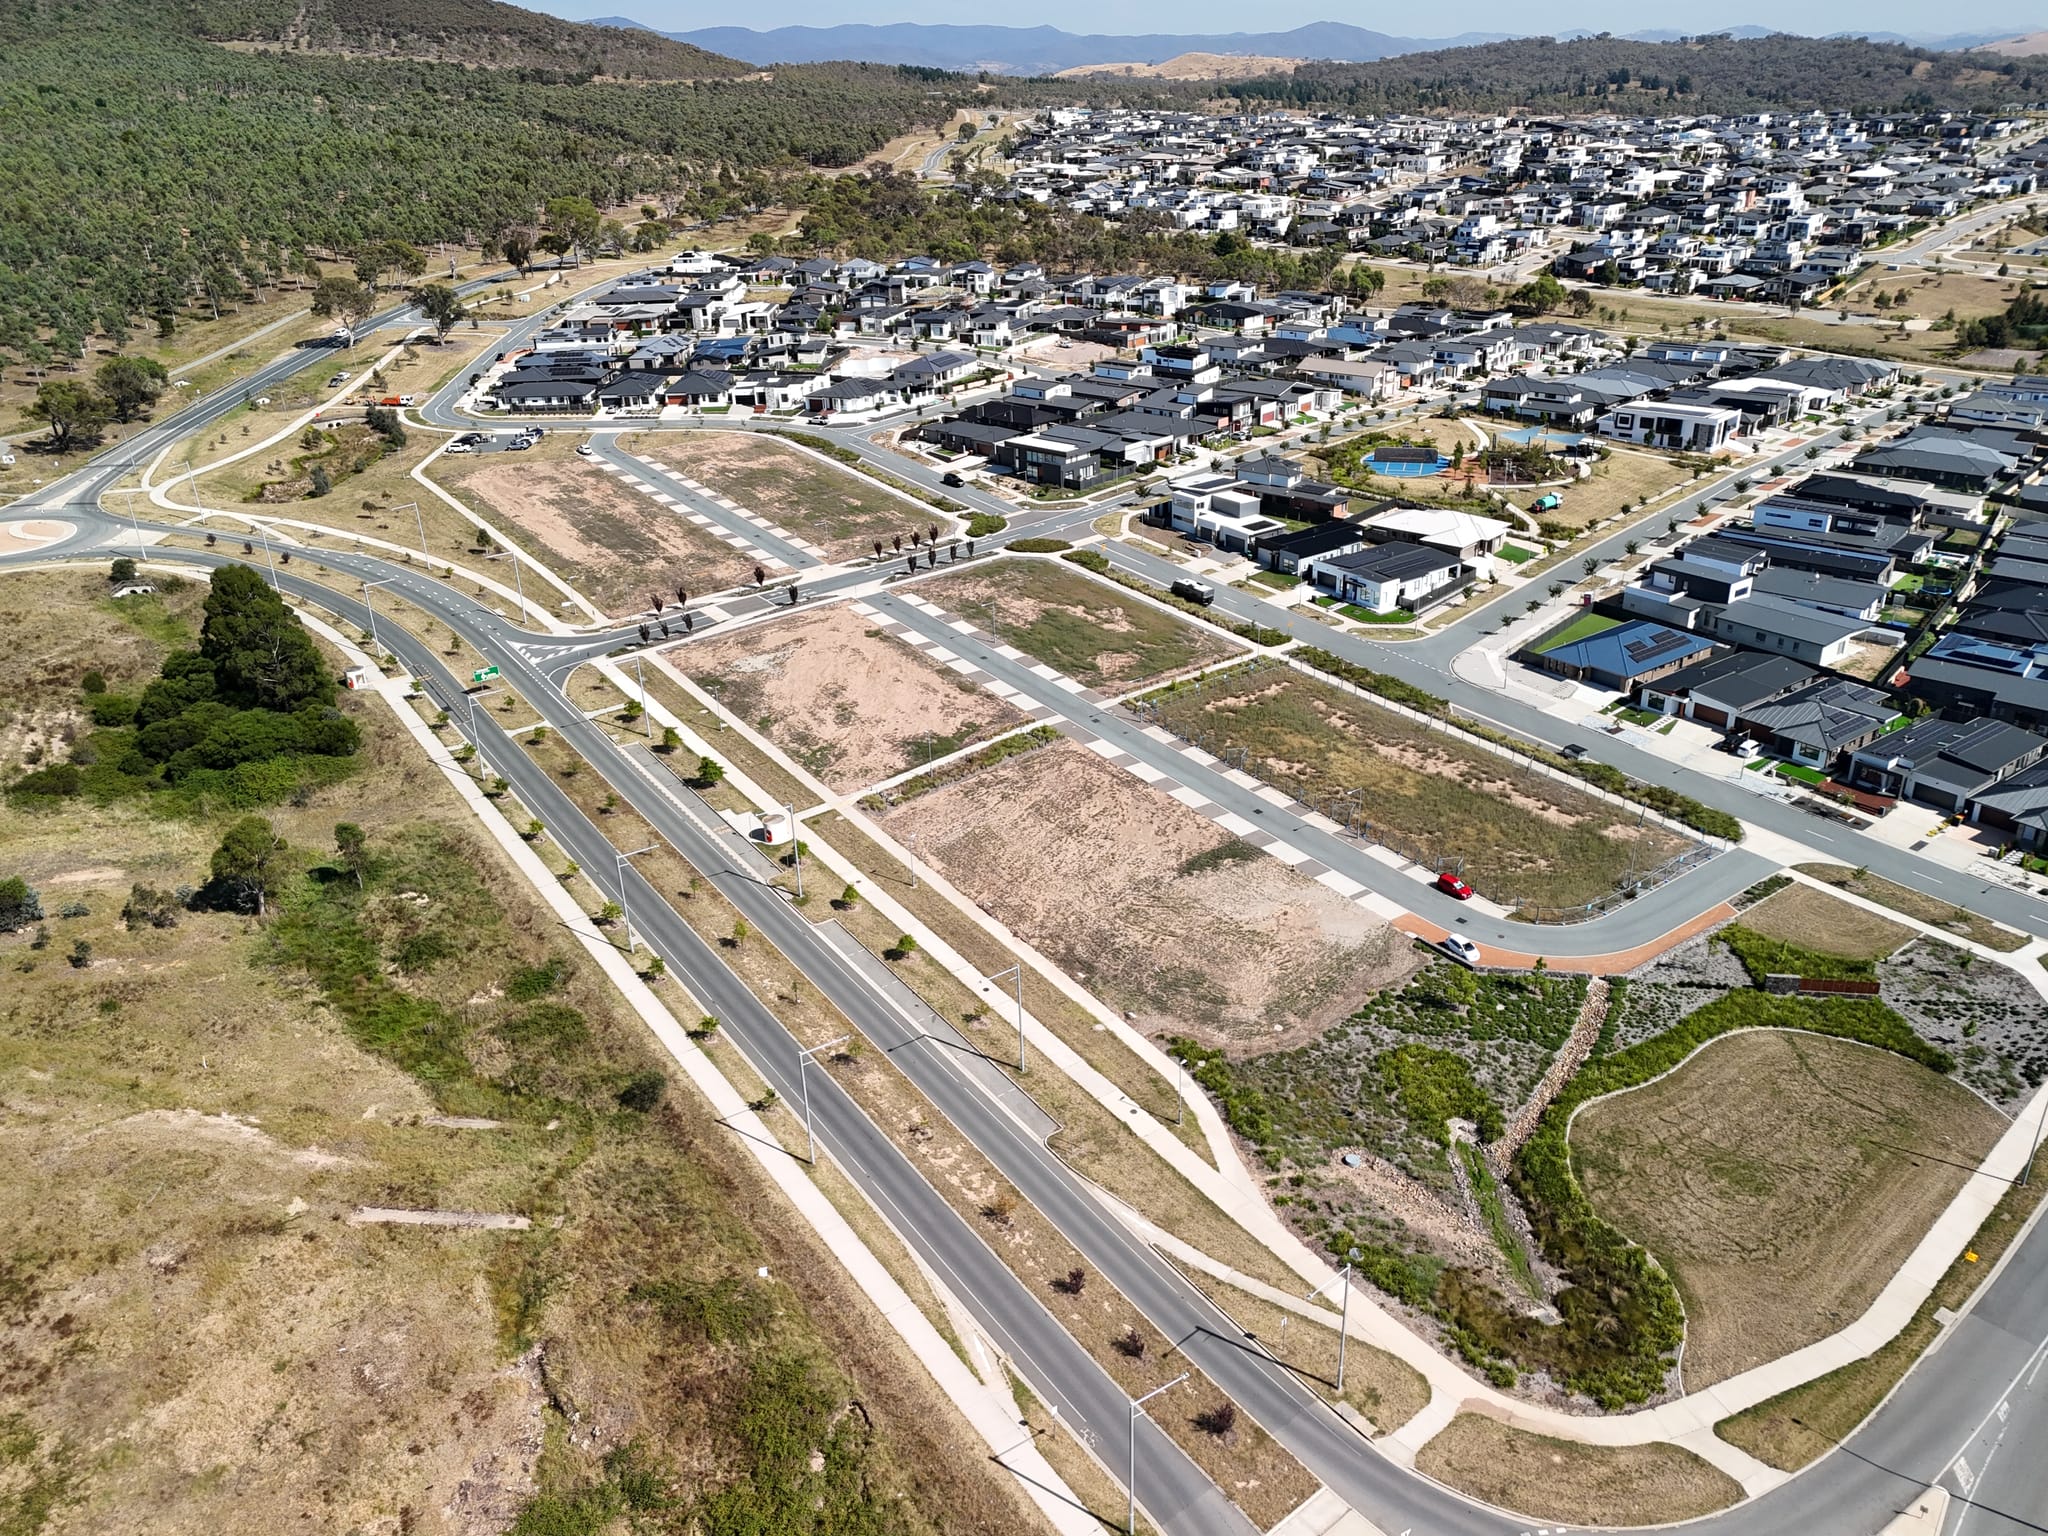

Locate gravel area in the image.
[1612,934,1747,1050]
[1880,939,2044,1113]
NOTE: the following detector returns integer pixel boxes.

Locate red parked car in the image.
[1433,872,1474,901]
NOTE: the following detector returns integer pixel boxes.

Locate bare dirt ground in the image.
[1572,1029,2005,1390]
[649,433,921,561]
[682,604,1024,791]
[878,739,1418,1045]
[1418,1413,1742,1526]
[439,451,756,614]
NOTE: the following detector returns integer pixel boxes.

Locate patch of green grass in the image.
[1459,1143,1540,1301]
[1719,925,1878,984]
[1496,543,1538,565]
[1339,604,1416,624]
[1249,569,1301,590]
[1539,612,1622,651]
[1178,837,1265,877]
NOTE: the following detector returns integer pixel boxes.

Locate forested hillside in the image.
[1223,33,2048,112]
[0,0,967,360]
[189,0,748,79]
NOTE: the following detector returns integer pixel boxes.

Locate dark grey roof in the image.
[1654,650,1816,708]
[1321,542,1462,581]
[1741,677,1898,752]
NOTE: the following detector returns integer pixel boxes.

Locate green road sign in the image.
[472,666,500,683]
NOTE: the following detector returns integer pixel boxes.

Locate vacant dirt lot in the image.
[1739,882,1913,961]
[878,739,1417,1045]
[921,558,1235,690]
[1418,1414,1742,1526]
[1150,668,1690,909]
[684,604,1024,790]
[641,432,925,560]
[1573,1029,2005,1390]
[440,450,755,614]
[1534,446,1696,533]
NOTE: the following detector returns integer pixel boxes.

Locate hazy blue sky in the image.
[536,1,2041,42]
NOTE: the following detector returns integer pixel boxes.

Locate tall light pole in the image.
[252,520,280,588]
[634,654,650,737]
[464,684,503,771]
[785,804,803,899]
[485,548,530,623]
[361,577,394,660]
[1306,1252,1358,1395]
[984,961,1024,1072]
[1127,1374,1186,1536]
[614,843,658,953]
[390,499,428,561]
[796,1035,851,1164]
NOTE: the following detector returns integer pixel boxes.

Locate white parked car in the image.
[1437,935,1482,968]
[575,443,594,458]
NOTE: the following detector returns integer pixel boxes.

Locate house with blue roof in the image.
[1525,618,1716,691]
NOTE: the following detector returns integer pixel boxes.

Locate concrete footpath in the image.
[594,625,2048,1490]
[292,604,1101,1536]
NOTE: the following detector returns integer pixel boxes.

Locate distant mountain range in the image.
[580,21,1515,74]
[581,17,2036,73]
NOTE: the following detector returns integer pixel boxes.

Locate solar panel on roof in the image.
[1623,630,1694,664]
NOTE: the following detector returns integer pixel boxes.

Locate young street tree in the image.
[333,822,369,889]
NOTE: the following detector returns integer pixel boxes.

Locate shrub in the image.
[964,512,1007,537]
[0,876,45,932]
[1719,925,1879,984]
[1061,548,1110,573]
[1194,1401,1238,1437]
[616,1070,667,1113]
[1112,1326,1146,1359]
[1008,537,1072,553]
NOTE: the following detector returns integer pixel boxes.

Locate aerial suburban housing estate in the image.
[9,7,2048,1535]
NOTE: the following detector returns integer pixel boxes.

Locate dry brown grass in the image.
[917,559,1235,689]
[0,582,1054,1536]
[1149,668,1689,910]
[1528,447,1697,533]
[1795,864,2026,951]
[683,604,1024,791]
[1739,883,1914,961]
[632,432,924,561]
[1417,1414,1742,1526]
[437,436,758,615]
[1572,1030,2004,1390]
[1716,1168,2044,1470]
[876,739,1419,1050]
[522,735,1319,1527]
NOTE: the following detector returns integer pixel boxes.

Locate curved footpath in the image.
[10,287,2048,1531]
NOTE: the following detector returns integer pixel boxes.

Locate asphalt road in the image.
[12,284,2048,1534]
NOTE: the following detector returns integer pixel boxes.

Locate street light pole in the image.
[635,655,650,737]
[985,962,1024,1072]
[486,549,530,623]
[1306,1258,1356,1394]
[797,1035,851,1164]
[392,499,428,561]
[614,843,658,953]
[1127,1374,1186,1536]
[253,521,280,588]
[786,804,803,899]
[361,577,394,660]
[464,685,502,772]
